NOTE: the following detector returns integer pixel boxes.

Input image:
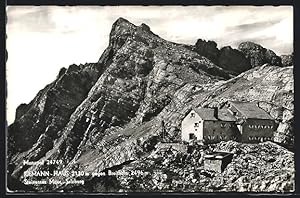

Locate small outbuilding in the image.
[203,151,233,173]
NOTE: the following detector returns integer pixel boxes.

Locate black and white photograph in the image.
[6,5,294,193]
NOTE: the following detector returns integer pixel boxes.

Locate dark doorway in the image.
[189,133,196,140]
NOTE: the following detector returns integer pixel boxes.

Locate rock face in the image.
[217,46,252,74]
[194,39,219,63]
[7,18,294,192]
[8,62,103,158]
[193,39,251,74]
[238,42,282,67]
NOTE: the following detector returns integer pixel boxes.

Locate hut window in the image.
[190,113,195,118]
[194,123,199,127]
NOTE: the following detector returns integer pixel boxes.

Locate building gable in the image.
[182,109,202,123]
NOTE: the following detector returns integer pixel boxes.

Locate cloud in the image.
[225,19,283,33]
[7,6,55,33]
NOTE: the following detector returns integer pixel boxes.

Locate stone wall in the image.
[155,142,187,153]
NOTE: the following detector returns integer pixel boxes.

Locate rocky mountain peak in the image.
[239,41,264,50]
[139,23,151,32]
[238,41,282,67]
[108,18,159,53]
[111,18,152,34]
[192,39,252,74]
[112,17,135,29]
[109,17,136,45]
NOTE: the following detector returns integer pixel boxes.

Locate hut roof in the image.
[193,108,236,121]
[204,151,233,160]
[228,101,274,120]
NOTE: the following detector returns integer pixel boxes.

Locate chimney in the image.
[256,101,260,107]
[213,107,218,120]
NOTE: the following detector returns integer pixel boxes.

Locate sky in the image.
[6,6,293,124]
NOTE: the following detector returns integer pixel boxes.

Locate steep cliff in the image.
[7,18,294,192]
